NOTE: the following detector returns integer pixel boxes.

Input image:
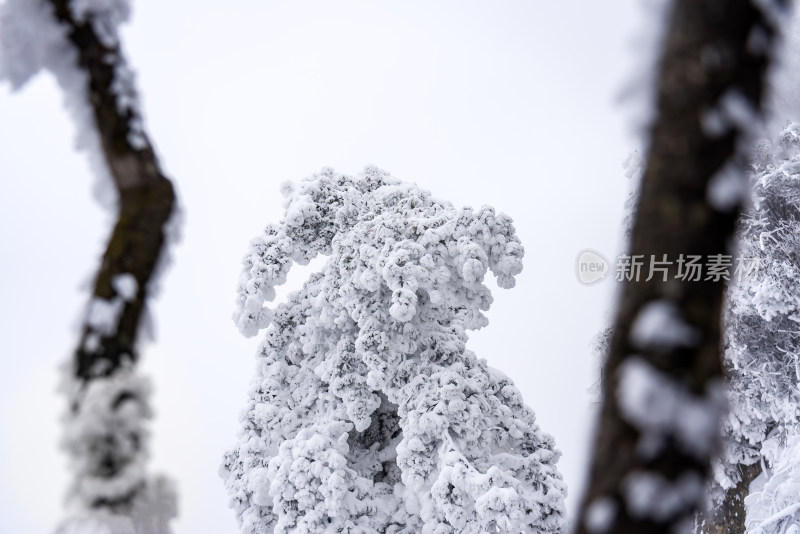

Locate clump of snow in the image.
[629,300,701,352]
[622,470,703,521]
[87,297,124,336]
[57,475,176,534]
[701,107,729,139]
[69,0,131,47]
[0,0,147,208]
[59,362,176,533]
[585,497,617,533]
[222,167,566,533]
[108,60,146,148]
[617,358,724,459]
[0,0,115,206]
[707,161,749,211]
[713,89,764,138]
[0,0,64,89]
[84,274,139,338]
[112,273,138,302]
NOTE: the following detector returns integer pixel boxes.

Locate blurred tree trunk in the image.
[46,0,178,528]
[575,1,789,533]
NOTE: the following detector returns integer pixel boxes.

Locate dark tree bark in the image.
[575,1,789,533]
[45,0,177,519]
[699,462,762,534]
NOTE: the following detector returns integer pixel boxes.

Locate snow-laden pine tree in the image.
[706,123,800,533]
[221,167,567,534]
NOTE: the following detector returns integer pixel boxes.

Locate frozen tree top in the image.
[223,167,566,533]
[233,166,524,339]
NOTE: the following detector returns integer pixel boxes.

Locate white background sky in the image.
[0,1,660,532]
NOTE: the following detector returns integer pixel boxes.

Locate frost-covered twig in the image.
[748,504,800,534]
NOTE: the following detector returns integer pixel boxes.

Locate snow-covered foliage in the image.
[712,124,800,509]
[222,167,567,534]
[745,430,800,534]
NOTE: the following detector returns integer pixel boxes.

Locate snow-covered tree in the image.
[704,124,800,533]
[221,167,567,534]
[722,124,800,485]
[0,0,177,532]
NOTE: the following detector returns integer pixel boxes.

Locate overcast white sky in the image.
[0,1,652,532]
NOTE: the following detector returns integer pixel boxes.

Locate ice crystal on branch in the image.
[222,167,566,533]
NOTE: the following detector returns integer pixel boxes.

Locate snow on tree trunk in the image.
[574,1,792,533]
[221,167,567,534]
[0,1,178,532]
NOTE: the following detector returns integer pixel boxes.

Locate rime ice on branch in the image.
[222,167,566,534]
[0,0,177,532]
